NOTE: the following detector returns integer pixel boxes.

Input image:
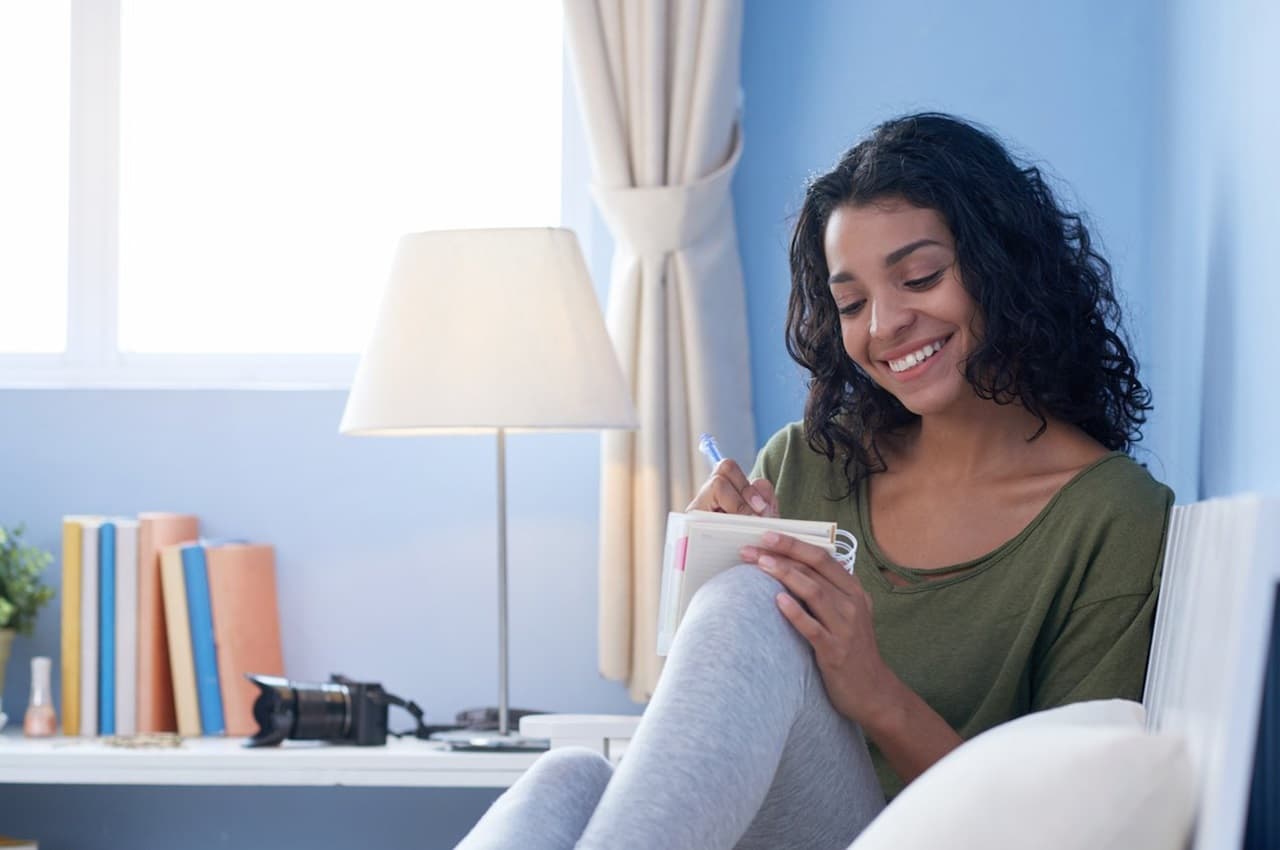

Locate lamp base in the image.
[430,728,550,752]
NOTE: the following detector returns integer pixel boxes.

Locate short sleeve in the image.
[1031,590,1159,709]
[1031,478,1173,710]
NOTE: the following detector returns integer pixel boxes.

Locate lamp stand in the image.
[430,428,549,752]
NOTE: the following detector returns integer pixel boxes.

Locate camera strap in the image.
[375,689,466,739]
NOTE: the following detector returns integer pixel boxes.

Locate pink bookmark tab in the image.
[675,536,689,572]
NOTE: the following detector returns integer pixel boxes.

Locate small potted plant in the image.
[0,525,56,728]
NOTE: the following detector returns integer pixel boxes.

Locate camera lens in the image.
[292,682,351,740]
[246,674,352,746]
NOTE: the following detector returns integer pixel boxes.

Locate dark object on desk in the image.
[453,706,547,732]
[245,673,400,747]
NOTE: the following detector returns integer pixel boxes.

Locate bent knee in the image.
[677,563,812,674]
[685,564,801,644]
[527,746,614,790]
[698,563,786,611]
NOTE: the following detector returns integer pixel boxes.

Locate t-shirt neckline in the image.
[857,450,1127,593]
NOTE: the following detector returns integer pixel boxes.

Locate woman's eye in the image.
[904,270,944,290]
[838,300,865,316]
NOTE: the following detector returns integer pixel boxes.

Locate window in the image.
[0,1,70,354]
[3,1,564,386]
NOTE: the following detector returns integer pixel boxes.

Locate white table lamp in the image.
[340,227,637,750]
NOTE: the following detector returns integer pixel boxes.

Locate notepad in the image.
[656,510,856,655]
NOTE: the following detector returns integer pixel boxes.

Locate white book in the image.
[655,510,857,655]
[79,517,105,736]
[113,518,141,737]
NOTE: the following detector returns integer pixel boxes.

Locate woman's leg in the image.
[456,564,885,850]
[455,746,614,850]
[576,565,885,850]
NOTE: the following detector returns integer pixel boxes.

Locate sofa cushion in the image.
[849,700,1193,850]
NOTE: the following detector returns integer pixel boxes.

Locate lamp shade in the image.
[340,228,638,434]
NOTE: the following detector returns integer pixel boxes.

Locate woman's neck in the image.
[901,396,1050,482]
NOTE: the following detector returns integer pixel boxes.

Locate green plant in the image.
[0,524,55,637]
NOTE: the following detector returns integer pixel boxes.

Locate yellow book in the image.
[160,543,201,736]
[59,518,87,737]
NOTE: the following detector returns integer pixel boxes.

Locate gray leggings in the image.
[456,565,886,850]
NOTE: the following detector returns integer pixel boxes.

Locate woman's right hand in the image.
[686,460,779,517]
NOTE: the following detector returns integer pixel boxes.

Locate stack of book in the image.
[59,514,284,738]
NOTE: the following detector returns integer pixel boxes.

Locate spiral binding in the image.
[834,529,858,574]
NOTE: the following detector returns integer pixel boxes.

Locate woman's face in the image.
[823,198,980,417]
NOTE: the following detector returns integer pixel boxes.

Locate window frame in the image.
[1,0,576,390]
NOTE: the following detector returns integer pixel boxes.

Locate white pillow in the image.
[849,701,1193,850]
[1010,698,1146,729]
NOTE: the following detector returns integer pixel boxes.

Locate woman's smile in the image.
[880,333,953,378]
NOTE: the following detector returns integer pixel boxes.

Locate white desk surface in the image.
[0,732,541,788]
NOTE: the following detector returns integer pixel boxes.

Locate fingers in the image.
[775,592,829,647]
[685,460,776,516]
[756,531,853,588]
[743,548,842,627]
[752,478,780,517]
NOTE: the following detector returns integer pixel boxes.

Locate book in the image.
[181,544,225,735]
[112,518,140,737]
[98,522,116,736]
[205,543,284,737]
[159,543,201,736]
[136,513,199,733]
[655,510,857,656]
[59,517,92,737]
[79,517,105,736]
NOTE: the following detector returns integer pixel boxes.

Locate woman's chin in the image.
[886,379,972,418]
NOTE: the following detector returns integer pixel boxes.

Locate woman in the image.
[457,113,1172,850]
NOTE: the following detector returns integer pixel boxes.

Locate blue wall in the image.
[1144,0,1280,501]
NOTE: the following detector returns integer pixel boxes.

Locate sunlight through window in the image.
[0,1,70,353]
[117,1,563,354]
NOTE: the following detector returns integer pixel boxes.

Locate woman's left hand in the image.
[740,532,898,728]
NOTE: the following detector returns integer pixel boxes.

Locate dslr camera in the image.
[246,673,392,747]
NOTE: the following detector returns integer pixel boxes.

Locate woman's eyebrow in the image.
[884,238,944,266]
[827,238,946,286]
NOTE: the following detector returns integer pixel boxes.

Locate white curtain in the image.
[564,0,755,701]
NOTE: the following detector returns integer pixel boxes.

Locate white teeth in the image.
[888,338,947,373]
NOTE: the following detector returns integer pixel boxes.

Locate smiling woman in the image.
[455,113,1174,850]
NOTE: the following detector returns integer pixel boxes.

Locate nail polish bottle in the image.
[23,656,57,737]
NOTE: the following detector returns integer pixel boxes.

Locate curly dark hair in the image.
[785,112,1151,488]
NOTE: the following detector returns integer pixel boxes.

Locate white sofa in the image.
[522,494,1280,849]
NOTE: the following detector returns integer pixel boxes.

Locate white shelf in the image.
[0,733,541,788]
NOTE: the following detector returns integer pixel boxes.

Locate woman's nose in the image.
[868,295,913,339]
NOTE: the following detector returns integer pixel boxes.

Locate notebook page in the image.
[675,525,836,625]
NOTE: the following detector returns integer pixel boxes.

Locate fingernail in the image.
[762,531,780,545]
[758,554,777,572]
[740,545,758,560]
[750,495,768,512]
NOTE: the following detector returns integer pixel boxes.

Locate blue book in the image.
[98,522,116,736]
[181,543,225,735]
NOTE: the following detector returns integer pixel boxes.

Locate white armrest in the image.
[519,714,642,763]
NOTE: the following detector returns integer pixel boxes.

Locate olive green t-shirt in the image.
[750,423,1174,800]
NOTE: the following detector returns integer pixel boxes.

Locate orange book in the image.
[136,514,199,733]
[205,544,284,737]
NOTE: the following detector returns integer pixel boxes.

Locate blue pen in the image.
[698,432,724,468]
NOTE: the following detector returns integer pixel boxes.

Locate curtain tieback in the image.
[592,126,743,258]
